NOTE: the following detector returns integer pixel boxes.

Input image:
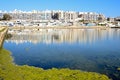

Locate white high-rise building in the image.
[0,10,105,22]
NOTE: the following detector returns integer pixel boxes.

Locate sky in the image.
[0,0,120,17]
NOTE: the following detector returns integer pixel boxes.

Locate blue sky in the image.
[0,0,119,17]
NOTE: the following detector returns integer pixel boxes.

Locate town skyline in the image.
[0,0,120,17]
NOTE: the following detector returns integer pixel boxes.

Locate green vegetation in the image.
[5,33,12,39]
[117,68,120,71]
[52,13,59,20]
[0,14,12,21]
[0,49,109,80]
[0,28,6,32]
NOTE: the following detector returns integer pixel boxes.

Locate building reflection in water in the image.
[5,29,120,44]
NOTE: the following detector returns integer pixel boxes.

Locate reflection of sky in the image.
[3,30,120,69]
[6,29,120,45]
[3,29,120,79]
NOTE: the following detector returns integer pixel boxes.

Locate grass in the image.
[0,27,6,32]
[0,48,110,80]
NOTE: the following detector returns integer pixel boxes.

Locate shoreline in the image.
[2,26,120,30]
[0,27,8,48]
[0,49,110,80]
[8,26,111,30]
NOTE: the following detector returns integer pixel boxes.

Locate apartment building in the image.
[78,12,105,21]
[0,10,105,22]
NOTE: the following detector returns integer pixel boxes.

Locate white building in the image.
[0,9,105,22]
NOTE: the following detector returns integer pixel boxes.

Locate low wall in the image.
[0,27,8,48]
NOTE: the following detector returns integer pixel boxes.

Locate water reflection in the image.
[4,28,120,80]
[6,29,120,44]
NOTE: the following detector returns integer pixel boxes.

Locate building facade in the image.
[0,10,105,22]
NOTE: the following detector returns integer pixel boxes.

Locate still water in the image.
[3,28,120,79]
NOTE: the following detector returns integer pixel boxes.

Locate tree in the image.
[78,14,83,18]
[2,14,12,20]
[52,13,59,20]
[107,18,110,21]
[98,14,104,22]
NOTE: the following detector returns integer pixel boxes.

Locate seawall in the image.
[0,27,8,48]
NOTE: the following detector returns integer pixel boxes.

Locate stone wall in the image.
[0,27,8,48]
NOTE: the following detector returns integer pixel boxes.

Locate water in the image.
[3,28,120,80]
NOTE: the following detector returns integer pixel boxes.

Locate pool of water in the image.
[3,28,120,80]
